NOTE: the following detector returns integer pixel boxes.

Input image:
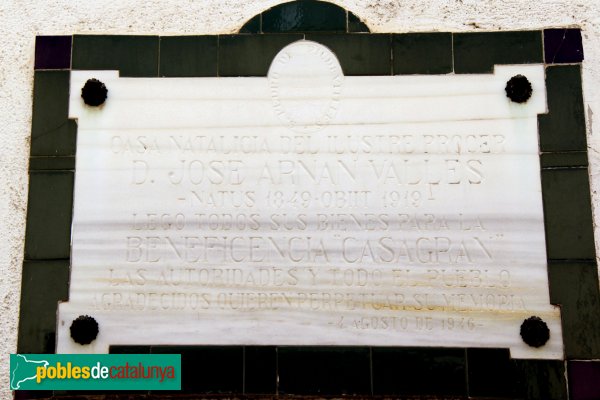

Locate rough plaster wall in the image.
[0,0,599,396]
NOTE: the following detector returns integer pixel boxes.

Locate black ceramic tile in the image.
[541,168,596,260]
[545,29,584,64]
[453,31,543,73]
[239,15,261,33]
[151,346,243,393]
[14,391,53,399]
[569,361,600,400]
[513,360,568,400]
[53,384,118,397]
[348,12,370,33]
[548,262,600,359]
[244,346,276,394]
[218,34,303,76]
[72,35,159,77]
[306,34,391,75]
[34,36,72,70]
[54,387,139,397]
[262,0,346,33]
[539,65,587,152]
[29,156,76,171]
[24,171,74,260]
[541,152,588,168]
[30,71,77,157]
[372,347,466,396]
[278,346,371,395]
[467,348,525,398]
[109,345,152,354]
[159,36,217,77]
[17,260,69,353]
[393,33,452,74]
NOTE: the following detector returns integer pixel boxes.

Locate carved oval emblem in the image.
[268,41,344,133]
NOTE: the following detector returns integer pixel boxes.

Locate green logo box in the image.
[10,354,181,391]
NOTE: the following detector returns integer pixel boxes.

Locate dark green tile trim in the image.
[305,34,391,75]
[467,349,567,399]
[151,346,243,394]
[453,31,543,73]
[218,34,303,76]
[393,33,452,74]
[24,171,74,260]
[541,168,596,261]
[262,0,346,33]
[467,348,521,398]
[278,347,371,395]
[31,71,77,157]
[549,262,600,359]
[372,347,466,396]
[539,65,587,152]
[541,152,588,168]
[110,345,151,354]
[513,359,568,400]
[17,260,70,353]
[14,390,53,399]
[244,346,277,394]
[72,35,159,77]
[347,12,369,33]
[159,36,218,77]
[29,156,76,171]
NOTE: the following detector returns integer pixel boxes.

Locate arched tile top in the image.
[239,0,370,33]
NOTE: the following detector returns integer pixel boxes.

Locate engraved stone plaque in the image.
[57,40,562,359]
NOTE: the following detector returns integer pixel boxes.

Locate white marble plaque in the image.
[58,40,562,359]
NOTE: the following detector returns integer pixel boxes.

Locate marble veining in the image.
[57,41,562,359]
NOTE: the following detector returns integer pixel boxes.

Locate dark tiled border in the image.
[372,347,466,396]
[539,65,587,152]
[467,348,567,399]
[545,28,584,64]
[393,32,453,74]
[453,30,543,73]
[115,345,573,397]
[218,34,303,76]
[540,152,588,168]
[305,33,391,75]
[34,36,72,70]
[72,35,159,77]
[24,171,74,260]
[17,260,70,353]
[239,0,368,33]
[159,36,218,77]
[244,346,277,394]
[30,71,77,157]
[278,346,371,395]
[569,361,600,399]
[549,262,600,358]
[21,3,596,397]
[29,156,76,171]
[541,167,596,260]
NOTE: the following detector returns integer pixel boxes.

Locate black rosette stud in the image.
[520,316,550,348]
[505,74,532,103]
[81,78,108,106]
[70,315,99,345]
